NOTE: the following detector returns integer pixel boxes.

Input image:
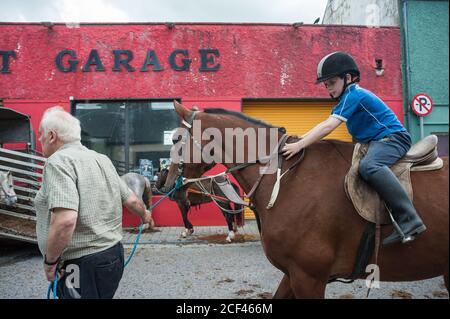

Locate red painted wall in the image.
[0,23,403,226]
[1,23,402,100]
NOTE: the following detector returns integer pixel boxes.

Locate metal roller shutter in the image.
[242,100,352,219]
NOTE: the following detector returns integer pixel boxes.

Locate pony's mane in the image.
[203,108,286,133]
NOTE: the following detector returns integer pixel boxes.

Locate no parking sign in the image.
[411,93,433,117]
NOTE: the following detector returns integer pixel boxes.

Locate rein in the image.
[194,181,245,214]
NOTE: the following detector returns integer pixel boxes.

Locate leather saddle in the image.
[345,134,443,224]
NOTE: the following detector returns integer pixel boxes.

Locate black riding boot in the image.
[365,166,426,245]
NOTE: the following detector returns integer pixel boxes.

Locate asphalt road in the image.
[0,240,448,299]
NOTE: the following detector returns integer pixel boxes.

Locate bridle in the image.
[176,110,202,179]
[171,110,306,209]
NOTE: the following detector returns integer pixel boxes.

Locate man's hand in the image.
[44,263,64,282]
[142,210,155,227]
[124,193,154,226]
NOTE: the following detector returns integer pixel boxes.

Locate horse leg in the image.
[177,201,194,238]
[289,269,328,299]
[232,203,243,232]
[273,274,295,299]
[230,183,242,232]
[222,204,236,243]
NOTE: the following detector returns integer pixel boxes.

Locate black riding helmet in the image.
[316,51,360,84]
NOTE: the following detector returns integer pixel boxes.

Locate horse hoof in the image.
[181,229,193,238]
[226,236,232,243]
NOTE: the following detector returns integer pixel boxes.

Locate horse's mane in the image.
[204,108,286,133]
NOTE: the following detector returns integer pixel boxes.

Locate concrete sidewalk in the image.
[122,220,260,245]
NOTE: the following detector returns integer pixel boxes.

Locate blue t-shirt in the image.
[331,84,406,143]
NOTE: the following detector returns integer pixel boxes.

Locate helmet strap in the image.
[333,75,348,100]
[336,74,359,100]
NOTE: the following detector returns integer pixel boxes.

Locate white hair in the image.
[40,106,81,143]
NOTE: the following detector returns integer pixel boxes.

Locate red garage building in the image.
[0,22,403,226]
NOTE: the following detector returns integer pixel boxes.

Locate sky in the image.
[0,0,329,24]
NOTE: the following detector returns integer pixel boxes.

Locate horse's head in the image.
[0,171,18,206]
[163,101,215,192]
[154,167,169,191]
[164,100,287,196]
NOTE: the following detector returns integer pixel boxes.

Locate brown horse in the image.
[163,102,449,299]
[155,167,244,242]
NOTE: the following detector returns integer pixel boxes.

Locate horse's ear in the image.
[173,100,193,120]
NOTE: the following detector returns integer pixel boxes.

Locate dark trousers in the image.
[57,242,124,299]
[359,131,412,180]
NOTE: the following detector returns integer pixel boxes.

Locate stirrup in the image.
[401,235,415,243]
[403,224,427,243]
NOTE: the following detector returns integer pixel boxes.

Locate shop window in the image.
[73,100,179,183]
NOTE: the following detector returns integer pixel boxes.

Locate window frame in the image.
[71,98,181,175]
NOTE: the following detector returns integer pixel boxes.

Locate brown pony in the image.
[164,102,449,299]
[155,167,244,242]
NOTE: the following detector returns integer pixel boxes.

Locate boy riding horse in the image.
[282,51,426,245]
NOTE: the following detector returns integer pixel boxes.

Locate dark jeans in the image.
[359,131,412,181]
[57,242,124,299]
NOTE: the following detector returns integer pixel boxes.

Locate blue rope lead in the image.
[124,223,144,268]
[124,177,183,268]
[47,272,58,299]
[46,176,184,299]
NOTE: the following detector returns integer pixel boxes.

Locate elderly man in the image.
[34,106,153,299]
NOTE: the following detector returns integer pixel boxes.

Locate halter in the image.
[176,110,200,178]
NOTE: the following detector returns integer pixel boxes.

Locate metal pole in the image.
[124,103,129,173]
[419,116,424,139]
[402,0,414,135]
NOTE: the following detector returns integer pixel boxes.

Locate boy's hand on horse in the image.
[282,141,303,160]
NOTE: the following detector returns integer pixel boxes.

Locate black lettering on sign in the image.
[0,51,17,73]
[199,49,220,72]
[141,50,163,72]
[113,50,135,72]
[55,49,78,72]
[169,49,191,71]
[50,48,221,73]
[82,49,105,72]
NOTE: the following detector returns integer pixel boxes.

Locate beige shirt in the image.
[34,141,132,261]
